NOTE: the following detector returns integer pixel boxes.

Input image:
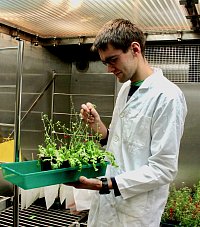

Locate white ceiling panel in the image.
[0,0,198,38]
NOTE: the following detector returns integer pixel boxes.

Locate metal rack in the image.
[51,70,115,125]
[0,203,87,226]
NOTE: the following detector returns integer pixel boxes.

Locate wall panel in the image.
[0,34,71,161]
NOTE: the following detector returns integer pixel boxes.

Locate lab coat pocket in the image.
[116,192,148,218]
[88,193,122,227]
[124,114,151,152]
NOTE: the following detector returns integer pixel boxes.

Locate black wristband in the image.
[110,177,121,197]
[100,129,109,146]
[99,177,110,195]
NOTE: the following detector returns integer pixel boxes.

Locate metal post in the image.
[51,70,56,121]
[13,40,24,227]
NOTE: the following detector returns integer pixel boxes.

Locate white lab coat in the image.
[87,68,187,227]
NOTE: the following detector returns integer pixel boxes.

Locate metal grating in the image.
[0,204,86,227]
[146,45,200,83]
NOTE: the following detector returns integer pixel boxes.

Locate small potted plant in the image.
[161,181,200,227]
[38,99,118,172]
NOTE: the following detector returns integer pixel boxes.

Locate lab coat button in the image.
[120,113,124,118]
[114,135,119,142]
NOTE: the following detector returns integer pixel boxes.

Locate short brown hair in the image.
[91,19,146,56]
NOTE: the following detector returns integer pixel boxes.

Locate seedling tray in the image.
[0,160,108,190]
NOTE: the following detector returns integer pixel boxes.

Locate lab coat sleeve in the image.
[115,92,187,200]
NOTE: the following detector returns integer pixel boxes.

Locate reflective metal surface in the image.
[0,0,196,38]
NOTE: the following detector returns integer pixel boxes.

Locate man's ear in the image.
[130,42,141,55]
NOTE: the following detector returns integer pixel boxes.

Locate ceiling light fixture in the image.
[53,37,57,47]
[78,36,85,45]
[177,31,182,41]
[31,35,39,46]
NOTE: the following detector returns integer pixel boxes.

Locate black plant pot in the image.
[40,157,56,171]
[60,160,70,168]
[40,157,71,171]
[160,220,181,227]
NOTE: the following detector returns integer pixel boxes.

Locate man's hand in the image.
[80,102,100,126]
[80,102,108,139]
[67,176,102,191]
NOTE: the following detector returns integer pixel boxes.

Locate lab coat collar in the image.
[138,67,164,90]
[123,68,163,107]
[124,67,163,92]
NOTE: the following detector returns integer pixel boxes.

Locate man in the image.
[72,19,187,227]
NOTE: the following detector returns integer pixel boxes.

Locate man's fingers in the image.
[79,176,88,184]
[81,102,94,112]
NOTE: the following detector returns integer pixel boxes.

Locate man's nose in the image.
[107,64,115,73]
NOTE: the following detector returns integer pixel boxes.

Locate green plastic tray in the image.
[0,160,108,190]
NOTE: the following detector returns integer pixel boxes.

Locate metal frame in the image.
[13,40,24,227]
[0,40,24,227]
[180,0,200,32]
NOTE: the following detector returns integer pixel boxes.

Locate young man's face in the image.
[98,44,138,83]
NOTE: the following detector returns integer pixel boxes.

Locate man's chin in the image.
[118,79,124,83]
[117,77,127,83]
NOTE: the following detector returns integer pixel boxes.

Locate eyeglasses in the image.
[102,52,123,66]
